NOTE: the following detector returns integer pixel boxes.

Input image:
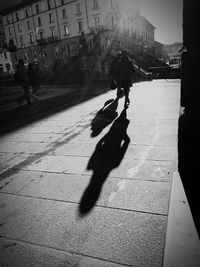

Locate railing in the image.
[37,36,59,45]
[89,25,109,33]
[47,36,59,43]
[37,39,47,45]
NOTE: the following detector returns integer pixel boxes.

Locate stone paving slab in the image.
[0,133,66,143]
[46,142,176,161]
[21,155,89,174]
[0,170,170,215]
[0,153,33,175]
[0,142,48,154]
[0,238,127,267]
[0,194,167,266]
[0,170,42,192]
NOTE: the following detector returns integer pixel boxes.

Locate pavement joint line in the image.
[0,236,133,267]
[81,173,172,183]
[0,151,176,163]
[0,139,178,147]
[0,158,175,181]
[0,168,172,183]
[0,141,177,148]
[0,191,168,217]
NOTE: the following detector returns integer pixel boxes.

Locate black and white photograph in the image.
[0,0,199,266]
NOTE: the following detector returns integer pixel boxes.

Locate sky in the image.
[140,0,183,44]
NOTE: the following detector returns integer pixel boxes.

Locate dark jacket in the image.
[111,55,135,88]
[28,68,38,85]
[18,65,29,85]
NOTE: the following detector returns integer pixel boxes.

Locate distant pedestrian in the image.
[17,59,37,106]
[110,51,135,108]
[93,29,101,54]
[27,62,40,94]
[79,31,88,55]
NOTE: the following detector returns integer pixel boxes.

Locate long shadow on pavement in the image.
[0,83,110,136]
[78,108,130,216]
[90,98,118,137]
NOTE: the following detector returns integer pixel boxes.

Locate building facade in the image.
[0,15,14,74]
[0,0,157,74]
[131,15,155,48]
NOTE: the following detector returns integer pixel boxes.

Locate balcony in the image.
[47,36,59,43]
[37,38,47,45]
[89,25,108,33]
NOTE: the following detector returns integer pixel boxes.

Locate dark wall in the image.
[178,0,200,237]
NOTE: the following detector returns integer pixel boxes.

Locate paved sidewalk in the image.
[0,83,108,113]
[0,79,199,266]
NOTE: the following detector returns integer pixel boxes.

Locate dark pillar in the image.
[178,0,200,237]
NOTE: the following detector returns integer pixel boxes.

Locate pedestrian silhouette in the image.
[110,51,135,108]
[79,108,130,215]
[27,63,40,94]
[17,59,37,106]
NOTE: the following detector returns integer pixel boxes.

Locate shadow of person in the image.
[90,98,118,137]
[79,108,130,216]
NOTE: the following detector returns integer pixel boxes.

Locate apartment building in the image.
[131,15,155,48]
[0,0,142,71]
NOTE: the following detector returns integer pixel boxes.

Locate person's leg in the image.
[32,83,37,94]
[124,86,130,108]
[18,85,26,106]
[23,85,31,105]
[116,86,121,99]
[116,81,122,99]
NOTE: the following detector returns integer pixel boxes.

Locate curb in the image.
[163,171,200,266]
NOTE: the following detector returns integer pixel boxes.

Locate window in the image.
[29,34,34,43]
[24,52,28,61]
[6,17,10,24]
[8,27,11,35]
[32,49,37,59]
[27,20,31,29]
[94,17,100,28]
[38,17,42,26]
[17,24,22,32]
[4,52,7,60]
[43,49,48,57]
[50,28,55,37]
[54,47,59,56]
[93,0,98,9]
[16,13,19,21]
[111,16,114,28]
[25,9,29,17]
[111,0,113,8]
[47,0,51,10]
[64,25,69,35]
[62,9,66,18]
[61,0,64,5]
[36,4,39,14]
[77,3,81,14]
[39,31,43,39]
[66,44,70,55]
[49,13,53,22]
[78,21,83,32]
[19,36,24,46]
